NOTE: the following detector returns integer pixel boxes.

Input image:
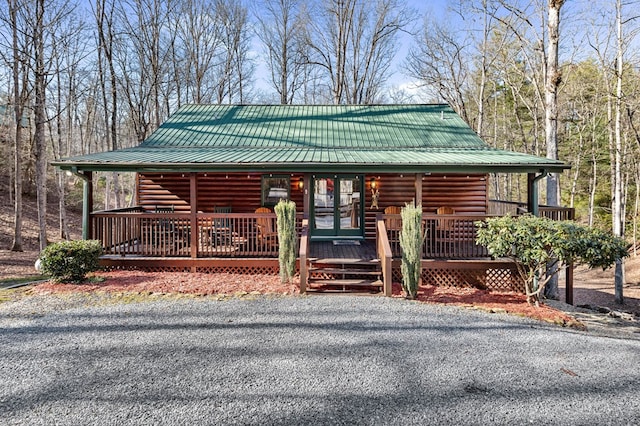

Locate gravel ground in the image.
[1,294,639,425]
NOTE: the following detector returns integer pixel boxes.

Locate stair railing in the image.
[376,215,393,296]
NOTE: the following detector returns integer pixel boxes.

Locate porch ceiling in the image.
[53,104,570,174]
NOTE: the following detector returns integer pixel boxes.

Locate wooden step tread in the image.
[305,289,382,295]
[308,268,381,275]
[307,279,383,287]
[310,259,380,266]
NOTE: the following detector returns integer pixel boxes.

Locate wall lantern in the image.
[298,180,304,191]
[370,177,379,210]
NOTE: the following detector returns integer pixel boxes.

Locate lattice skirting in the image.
[392,261,525,293]
[100,258,281,276]
[194,265,279,275]
[103,264,280,275]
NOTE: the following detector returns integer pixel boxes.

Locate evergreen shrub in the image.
[39,240,103,283]
[399,202,424,299]
[275,200,297,283]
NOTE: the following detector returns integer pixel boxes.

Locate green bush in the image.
[475,215,629,305]
[39,240,103,283]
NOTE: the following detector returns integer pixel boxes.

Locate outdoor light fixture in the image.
[370,177,377,190]
[370,177,379,210]
[298,180,304,190]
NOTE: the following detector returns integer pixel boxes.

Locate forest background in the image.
[1,0,638,277]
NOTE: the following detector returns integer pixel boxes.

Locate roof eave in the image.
[52,160,570,174]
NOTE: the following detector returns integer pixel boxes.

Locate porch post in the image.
[303,173,310,218]
[83,171,93,240]
[527,172,547,217]
[414,173,423,206]
[71,169,92,240]
[190,173,198,263]
[566,261,574,305]
[527,173,536,216]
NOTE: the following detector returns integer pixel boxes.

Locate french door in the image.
[311,175,364,238]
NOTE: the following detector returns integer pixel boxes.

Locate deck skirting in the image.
[392,259,524,293]
[100,257,281,275]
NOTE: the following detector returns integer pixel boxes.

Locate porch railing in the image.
[384,203,575,260]
[384,214,494,260]
[488,200,575,221]
[91,209,305,258]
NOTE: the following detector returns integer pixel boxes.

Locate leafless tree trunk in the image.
[543,0,564,299]
[545,0,563,209]
[1,0,33,252]
[33,0,48,251]
[613,0,625,303]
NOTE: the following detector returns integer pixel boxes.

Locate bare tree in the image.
[0,0,32,251]
[306,0,411,104]
[49,9,87,239]
[174,0,221,104]
[405,16,471,122]
[117,0,175,141]
[612,0,640,303]
[214,0,253,104]
[254,0,308,104]
[94,0,124,208]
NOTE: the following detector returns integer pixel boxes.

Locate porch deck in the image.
[92,207,573,302]
[309,240,378,264]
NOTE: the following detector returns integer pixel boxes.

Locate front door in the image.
[311,175,364,239]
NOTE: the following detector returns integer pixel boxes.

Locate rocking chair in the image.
[255,207,278,249]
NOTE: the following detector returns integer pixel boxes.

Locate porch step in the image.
[306,279,383,294]
[309,258,380,266]
[308,279,383,287]
[307,267,381,276]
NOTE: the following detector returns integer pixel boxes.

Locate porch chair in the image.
[383,205,402,230]
[255,207,278,249]
[210,206,233,246]
[435,206,456,245]
[153,205,185,254]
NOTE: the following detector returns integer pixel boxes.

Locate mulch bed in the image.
[31,270,580,328]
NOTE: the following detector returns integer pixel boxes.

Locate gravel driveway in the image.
[1,294,639,425]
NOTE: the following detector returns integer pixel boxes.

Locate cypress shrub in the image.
[399,202,423,299]
[39,240,103,283]
[275,200,297,283]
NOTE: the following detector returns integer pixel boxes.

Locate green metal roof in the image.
[53,104,570,173]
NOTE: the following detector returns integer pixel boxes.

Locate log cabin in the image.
[53,104,573,298]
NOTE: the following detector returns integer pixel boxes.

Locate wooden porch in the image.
[92,204,574,302]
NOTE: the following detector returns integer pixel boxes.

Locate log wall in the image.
[137,172,487,240]
[364,173,488,240]
[137,173,304,213]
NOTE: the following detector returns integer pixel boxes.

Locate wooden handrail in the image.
[377,217,393,297]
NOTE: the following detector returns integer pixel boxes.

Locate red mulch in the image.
[31,270,579,327]
[33,271,299,296]
[390,282,580,327]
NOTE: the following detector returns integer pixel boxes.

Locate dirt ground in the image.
[2,185,639,320]
[560,261,640,316]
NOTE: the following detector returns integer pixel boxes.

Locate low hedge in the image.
[39,240,103,283]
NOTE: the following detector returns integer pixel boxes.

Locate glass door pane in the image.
[313,177,334,230]
[339,177,361,230]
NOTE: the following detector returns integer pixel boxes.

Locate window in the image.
[261,175,290,206]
